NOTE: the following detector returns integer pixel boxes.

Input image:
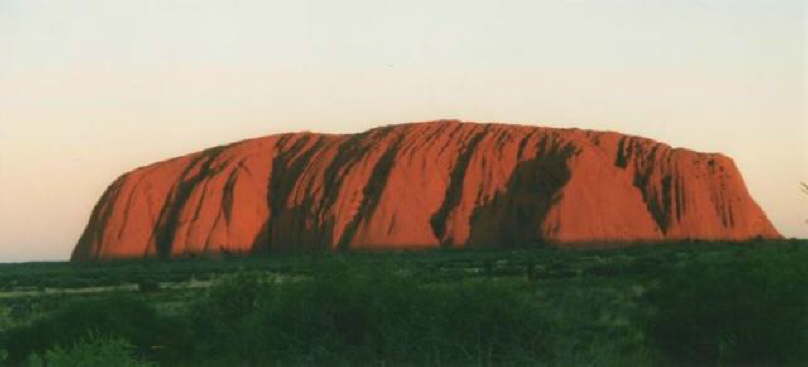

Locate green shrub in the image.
[645,250,808,366]
[0,304,13,331]
[2,295,190,364]
[186,271,268,364]
[188,260,550,365]
[26,333,155,367]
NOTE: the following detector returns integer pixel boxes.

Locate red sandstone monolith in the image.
[71,121,781,260]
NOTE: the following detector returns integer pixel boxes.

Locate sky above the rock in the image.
[1,0,805,261]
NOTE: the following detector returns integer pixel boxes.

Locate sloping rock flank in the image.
[72,121,781,260]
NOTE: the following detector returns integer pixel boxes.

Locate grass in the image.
[0,240,806,366]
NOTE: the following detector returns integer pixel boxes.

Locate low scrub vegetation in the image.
[1,241,806,366]
[26,333,155,367]
[188,262,549,365]
[2,295,188,364]
[645,247,808,366]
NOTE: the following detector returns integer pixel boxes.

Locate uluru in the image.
[71,120,781,261]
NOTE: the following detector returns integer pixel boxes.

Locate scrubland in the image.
[1,240,807,366]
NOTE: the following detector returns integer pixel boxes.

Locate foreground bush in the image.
[645,249,808,366]
[26,333,155,367]
[190,260,549,365]
[2,295,188,365]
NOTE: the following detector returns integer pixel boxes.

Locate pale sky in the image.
[1,0,805,262]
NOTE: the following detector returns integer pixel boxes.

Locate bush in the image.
[188,259,550,365]
[2,295,190,364]
[645,250,808,366]
[26,333,155,367]
[186,271,268,364]
[0,304,13,331]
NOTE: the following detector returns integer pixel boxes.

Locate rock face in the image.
[72,121,781,260]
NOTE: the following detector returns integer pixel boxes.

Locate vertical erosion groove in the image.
[630,146,674,235]
[253,134,325,253]
[315,132,373,222]
[659,175,673,232]
[299,127,402,250]
[220,166,240,225]
[614,137,629,168]
[152,146,226,258]
[337,133,405,249]
[430,127,489,246]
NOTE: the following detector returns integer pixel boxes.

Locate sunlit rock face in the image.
[71,120,780,260]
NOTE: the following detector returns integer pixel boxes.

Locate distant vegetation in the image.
[1,240,807,366]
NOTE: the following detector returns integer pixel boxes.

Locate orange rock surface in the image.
[71,121,781,260]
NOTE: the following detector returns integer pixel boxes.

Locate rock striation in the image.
[72,121,780,260]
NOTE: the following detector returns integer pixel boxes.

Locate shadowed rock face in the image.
[71,121,781,260]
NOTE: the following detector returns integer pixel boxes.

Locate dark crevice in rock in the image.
[337,133,405,250]
[430,126,490,246]
[253,134,326,253]
[151,147,226,258]
[615,137,629,168]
